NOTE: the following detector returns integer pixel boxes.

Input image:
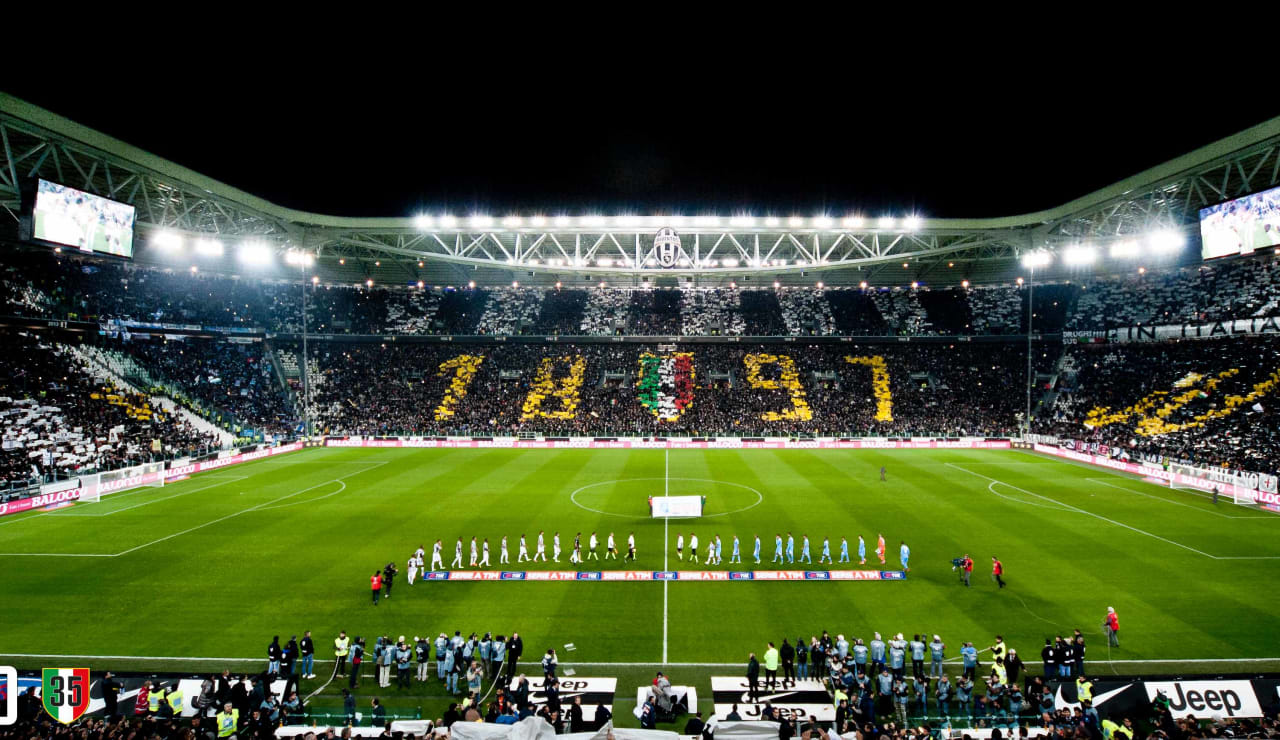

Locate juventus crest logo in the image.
[654,227,681,268]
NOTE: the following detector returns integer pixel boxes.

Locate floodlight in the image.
[439,215,458,229]
[238,241,272,266]
[597,257,613,267]
[195,238,224,257]
[414,215,434,230]
[530,215,548,227]
[813,215,834,229]
[773,281,781,288]
[554,215,571,227]
[1016,277,1024,286]
[1149,229,1185,253]
[816,281,824,289]
[729,215,754,227]
[512,281,519,288]
[583,215,606,227]
[842,215,865,229]
[311,276,319,284]
[911,281,919,289]
[1063,245,1097,265]
[470,215,494,229]
[859,281,868,289]
[189,265,198,273]
[1021,250,1052,268]
[502,216,522,228]
[962,280,970,288]
[555,281,562,289]
[417,281,425,289]
[764,216,781,228]
[694,215,720,227]
[722,258,740,268]
[468,280,476,289]
[365,279,373,288]
[788,216,805,228]
[153,230,184,250]
[877,216,895,229]
[903,215,923,231]
[615,215,642,227]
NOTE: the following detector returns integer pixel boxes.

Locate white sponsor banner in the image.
[324,437,1010,451]
[509,677,616,719]
[1144,680,1262,719]
[711,677,834,722]
[650,495,703,518]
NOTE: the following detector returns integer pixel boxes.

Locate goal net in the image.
[78,462,165,503]
[1169,465,1256,506]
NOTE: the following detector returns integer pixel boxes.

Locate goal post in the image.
[1169,465,1256,506]
[77,461,165,503]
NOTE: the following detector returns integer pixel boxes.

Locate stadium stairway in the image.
[65,344,237,449]
[262,342,302,418]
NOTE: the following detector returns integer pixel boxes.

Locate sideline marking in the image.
[947,463,1280,561]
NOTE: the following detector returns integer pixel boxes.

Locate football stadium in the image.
[1,89,1279,740]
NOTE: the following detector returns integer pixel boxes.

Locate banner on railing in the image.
[0,442,304,518]
[323,436,1011,450]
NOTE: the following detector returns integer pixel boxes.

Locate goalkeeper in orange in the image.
[876,533,886,564]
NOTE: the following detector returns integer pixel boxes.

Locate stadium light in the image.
[764,216,781,228]
[414,215,434,230]
[667,215,685,227]
[189,265,198,273]
[365,279,373,288]
[554,215,571,227]
[439,215,458,230]
[470,215,494,229]
[1149,229,1185,253]
[859,281,868,289]
[468,280,476,289]
[723,258,740,268]
[153,230,184,250]
[877,216,895,229]
[418,261,424,268]
[512,280,519,288]
[195,238,224,257]
[1138,266,1147,275]
[597,257,613,267]
[375,261,381,267]
[903,215,923,231]
[555,281,562,289]
[773,280,781,288]
[730,281,737,288]
[813,215,834,229]
[1016,277,1024,285]
[788,216,805,228]
[694,215,721,228]
[599,281,606,288]
[338,258,345,265]
[911,281,919,289]
[1021,250,1052,269]
[962,280,970,288]
[842,215,865,229]
[1110,240,1142,259]
[583,215,606,227]
[417,280,425,289]
[503,215,523,228]
[816,281,824,289]
[1063,245,1098,266]
[238,241,272,266]
[530,215,548,228]
[730,215,754,227]
[615,215,642,227]
[285,249,314,267]
[311,276,319,284]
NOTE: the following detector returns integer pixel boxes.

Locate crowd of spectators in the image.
[0,334,220,486]
[5,248,1280,338]
[1037,336,1280,475]
[116,339,295,436]
[307,341,1056,438]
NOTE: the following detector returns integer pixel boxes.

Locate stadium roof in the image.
[2,91,1280,289]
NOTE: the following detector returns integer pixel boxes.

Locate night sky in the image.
[8,61,1277,221]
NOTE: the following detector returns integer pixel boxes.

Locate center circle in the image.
[569,477,764,519]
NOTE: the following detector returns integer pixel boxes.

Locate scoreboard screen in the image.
[31,179,135,258]
[1199,183,1280,260]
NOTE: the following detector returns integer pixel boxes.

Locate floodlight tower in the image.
[287,249,315,438]
[1020,249,1052,437]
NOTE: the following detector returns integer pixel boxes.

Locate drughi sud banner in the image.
[1064,316,1280,344]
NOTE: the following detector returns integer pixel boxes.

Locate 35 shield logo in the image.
[42,668,90,723]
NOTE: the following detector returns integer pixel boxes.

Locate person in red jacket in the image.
[1104,607,1120,647]
[371,570,383,605]
[991,557,1005,589]
[962,554,973,587]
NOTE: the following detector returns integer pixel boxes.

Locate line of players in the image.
[676,532,909,570]
[400,531,910,581]
[404,532,640,581]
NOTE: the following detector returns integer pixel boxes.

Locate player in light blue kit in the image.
[800,535,812,564]
[786,533,795,563]
[730,535,741,564]
[858,535,867,564]
[839,537,850,563]
[714,536,723,565]
[773,534,784,563]
[754,535,763,564]
[820,537,832,564]
[899,541,910,572]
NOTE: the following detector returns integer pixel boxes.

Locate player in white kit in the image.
[408,553,419,585]
[676,533,685,560]
[501,536,510,564]
[479,539,491,567]
[606,532,617,559]
[518,535,530,563]
[469,537,479,567]
[451,538,463,569]
[588,532,599,560]
[431,540,444,571]
[534,532,547,562]
[553,532,562,562]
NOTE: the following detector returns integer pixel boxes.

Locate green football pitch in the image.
[2,446,1279,721]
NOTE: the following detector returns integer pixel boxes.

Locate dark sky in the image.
[9,55,1277,221]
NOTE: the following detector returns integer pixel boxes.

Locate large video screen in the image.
[32,179,135,258]
[1199,184,1280,260]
